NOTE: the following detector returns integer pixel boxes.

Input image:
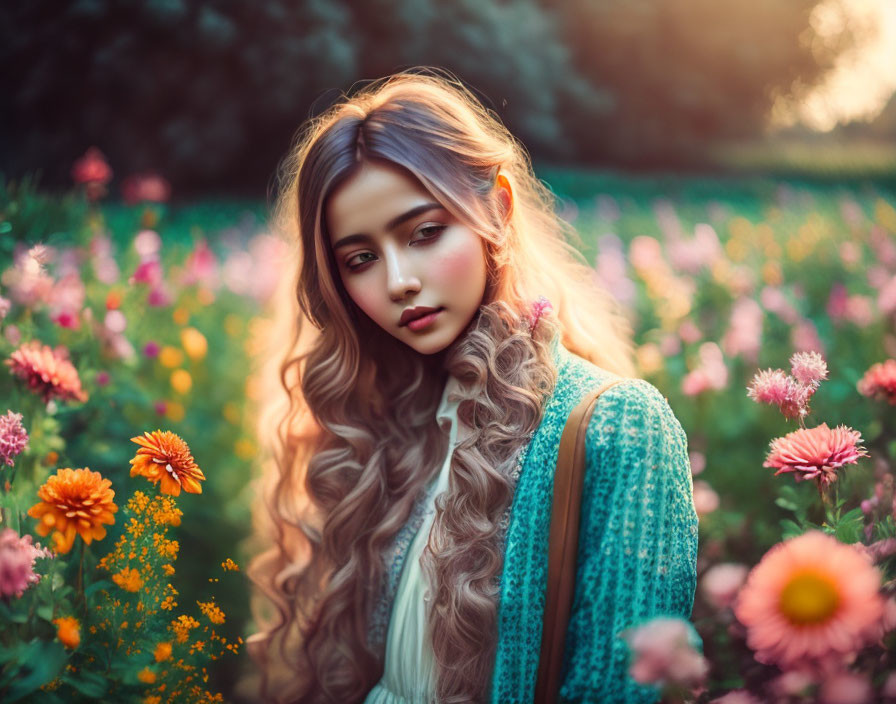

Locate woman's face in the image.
[326,160,489,356]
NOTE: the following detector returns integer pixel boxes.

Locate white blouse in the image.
[364,374,468,704]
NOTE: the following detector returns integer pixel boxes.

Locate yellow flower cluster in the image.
[94,487,241,703]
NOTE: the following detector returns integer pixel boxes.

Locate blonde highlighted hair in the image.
[246,66,635,703]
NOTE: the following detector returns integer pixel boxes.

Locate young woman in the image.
[246,67,699,704]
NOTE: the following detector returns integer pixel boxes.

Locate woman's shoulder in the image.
[558,347,688,454]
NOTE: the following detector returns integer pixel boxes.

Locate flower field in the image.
[2,150,896,702]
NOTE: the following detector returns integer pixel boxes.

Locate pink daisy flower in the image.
[764,423,868,488]
[5,341,89,405]
[0,410,29,467]
[857,359,896,405]
[734,531,884,670]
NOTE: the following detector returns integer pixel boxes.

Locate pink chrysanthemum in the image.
[5,341,89,405]
[790,351,828,389]
[0,410,29,467]
[0,527,53,598]
[857,359,896,405]
[764,423,868,488]
[734,531,884,669]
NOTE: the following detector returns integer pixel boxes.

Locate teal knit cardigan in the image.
[367,335,699,703]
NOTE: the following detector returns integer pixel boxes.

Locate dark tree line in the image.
[1,0,861,195]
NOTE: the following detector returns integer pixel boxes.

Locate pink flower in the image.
[790,351,828,388]
[0,410,29,467]
[5,341,89,404]
[181,238,219,289]
[0,295,10,321]
[0,528,53,598]
[709,692,761,704]
[121,172,171,205]
[620,616,708,689]
[71,147,112,202]
[764,423,868,488]
[734,531,884,669]
[47,272,86,330]
[792,318,824,355]
[747,368,813,419]
[682,342,728,396]
[692,480,719,517]
[857,359,896,404]
[689,450,706,476]
[700,563,748,609]
[129,259,162,286]
[770,670,815,699]
[722,297,763,363]
[819,671,872,704]
[2,244,55,307]
[71,147,112,185]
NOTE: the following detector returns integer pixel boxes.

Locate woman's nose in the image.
[384,246,421,300]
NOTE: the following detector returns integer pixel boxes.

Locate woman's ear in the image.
[495,173,513,225]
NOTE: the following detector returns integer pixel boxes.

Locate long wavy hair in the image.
[245,67,636,704]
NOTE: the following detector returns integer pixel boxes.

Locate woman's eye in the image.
[412,224,447,243]
[344,225,446,272]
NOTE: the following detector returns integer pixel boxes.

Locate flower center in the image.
[778,570,841,625]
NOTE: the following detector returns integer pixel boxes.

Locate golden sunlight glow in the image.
[771,0,896,131]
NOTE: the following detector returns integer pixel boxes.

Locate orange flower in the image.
[154,641,173,662]
[129,430,205,496]
[28,468,117,554]
[137,667,156,684]
[112,567,144,592]
[734,531,884,669]
[54,616,81,648]
[5,341,89,404]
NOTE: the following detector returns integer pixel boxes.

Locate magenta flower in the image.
[0,528,53,598]
[857,359,896,405]
[0,410,28,467]
[764,423,868,488]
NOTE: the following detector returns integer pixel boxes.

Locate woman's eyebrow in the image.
[332,202,445,250]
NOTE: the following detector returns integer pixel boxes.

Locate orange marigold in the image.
[197,599,226,625]
[129,430,205,496]
[53,616,81,648]
[137,667,156,684]
[28,468,117,554]
[154,641,173,662]
[5,341,89,404]
[113,567,144,592]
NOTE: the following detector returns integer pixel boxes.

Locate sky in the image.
[771,0,896,131]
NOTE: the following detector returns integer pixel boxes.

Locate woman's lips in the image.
[406,307,444,331]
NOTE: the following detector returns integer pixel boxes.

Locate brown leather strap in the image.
[533,378,627,703]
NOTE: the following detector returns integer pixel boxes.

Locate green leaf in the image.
[65,670,109,697]
[774,497,798,512]
[2,639,67,702]
[834,507,865,544]
[780,519,804,540]
[85,579,113,598]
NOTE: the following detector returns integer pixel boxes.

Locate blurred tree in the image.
[1,0,605,193]
[1,0,359,196]
[543,0,864,165]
